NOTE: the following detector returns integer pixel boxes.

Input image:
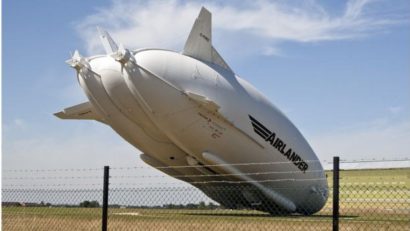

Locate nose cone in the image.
[74,56,126,117]
[296,181,329,215]
[88,56,122,76]
[84,56,125,100]
[88,55,127,95]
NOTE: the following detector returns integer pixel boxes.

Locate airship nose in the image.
[87,56,152,125]
[89,56,129,95]
[299,184,328,215]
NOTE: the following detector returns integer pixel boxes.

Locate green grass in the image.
[326,168,409,185]
[3,206,408,230]
[2,168,409,230]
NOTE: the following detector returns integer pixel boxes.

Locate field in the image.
[2,206,409,230]
[2,168,409,230]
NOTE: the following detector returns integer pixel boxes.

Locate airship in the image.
[56,7,328,215]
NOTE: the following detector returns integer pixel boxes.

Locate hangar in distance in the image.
[56,7,328,215]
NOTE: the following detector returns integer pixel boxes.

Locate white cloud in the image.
[75,0,403,56]
[261,46,282,56]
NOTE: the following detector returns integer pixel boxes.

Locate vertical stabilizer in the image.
[183,7,212,62]
[183,7,232,72]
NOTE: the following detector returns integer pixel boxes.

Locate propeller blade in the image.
[97,27,119,54]
[65,50,89,70]
[111,43,134,63]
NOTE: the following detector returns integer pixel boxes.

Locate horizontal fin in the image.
[185,91,264,149]
[185,91,220,112]
[54,102,105,123]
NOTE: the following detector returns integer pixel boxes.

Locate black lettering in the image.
[298,162,309,173]
[249,115,311,173]
[284,149,292,158]
[294,158,301,166]
[274,140,283,150]
[272,138,280,147]
[289,152,300,162]
[280,144,286,154]
[297,162,304,170]
[294,157,302,165]
[200,33,210,42]
[265,133,276,144]
[302,163,309,173]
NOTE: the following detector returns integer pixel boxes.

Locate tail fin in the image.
[183,7,232,72]
[54,101,106,124]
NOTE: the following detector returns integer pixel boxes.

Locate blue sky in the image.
[3,0,410,171]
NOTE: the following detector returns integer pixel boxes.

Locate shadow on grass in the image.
[180,212,358,219]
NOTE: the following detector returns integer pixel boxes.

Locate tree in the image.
[198,201,206,209]
[207,202,218,210]
[79,200,100,208]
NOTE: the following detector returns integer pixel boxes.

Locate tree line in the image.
[3,200,221,209]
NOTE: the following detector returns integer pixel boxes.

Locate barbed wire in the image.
[3,177,326,188]
[2,168,325,181]
[2,183,103,188]
[112,177,328,185]
[3,176,102,180]
[2,167,103,173]
[108,184,329,190]
[323,158,410,163]
[111,160,323,170]
[3,158,408,173]
[109,169,324,179]
[196,177,327,184]
[3,172,327,181]
[3,179,405,189]
[2,161,319,173]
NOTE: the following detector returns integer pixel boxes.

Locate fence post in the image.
[102,166,109,231]
[333,156,340,231]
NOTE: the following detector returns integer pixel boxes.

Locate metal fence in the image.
[2,158,409,230]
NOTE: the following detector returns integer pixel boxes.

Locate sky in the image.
[2,0,410,176]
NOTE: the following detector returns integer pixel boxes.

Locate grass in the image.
[2,168,409,230]
[3,207,408,230]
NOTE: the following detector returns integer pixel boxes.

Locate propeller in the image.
[66,28,136,73]
[97,27,135,64]
[65,50,90,70]
[112,43,135,64]
[97,26,119,54]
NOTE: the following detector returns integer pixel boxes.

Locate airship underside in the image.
[56,7,328,215]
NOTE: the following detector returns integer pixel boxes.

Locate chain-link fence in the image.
[2,159,409,230]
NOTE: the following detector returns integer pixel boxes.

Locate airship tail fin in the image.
[211,46,232,72]
[54,101,106,124]
[183,7,232,72]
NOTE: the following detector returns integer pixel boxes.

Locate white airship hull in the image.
[56,7,328,215]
